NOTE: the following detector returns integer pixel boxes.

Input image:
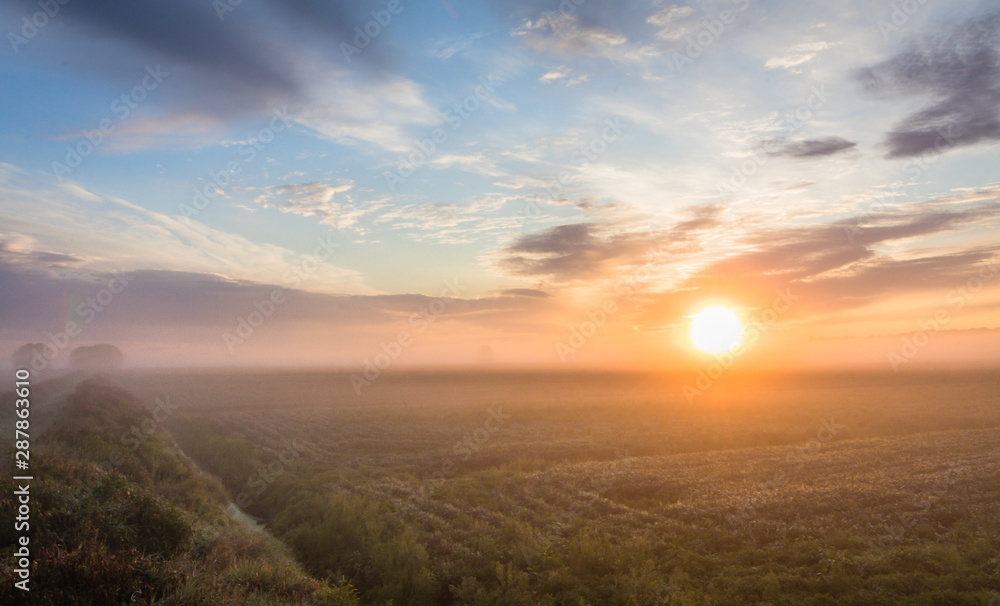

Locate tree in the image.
[69,344,124,371]
[12,343,46,371]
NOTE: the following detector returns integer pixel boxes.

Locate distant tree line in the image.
[12,343,124,372]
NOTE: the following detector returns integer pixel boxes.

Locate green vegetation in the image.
[3,370,998,604]
[0,378,364,605]
[114,369,1000,605]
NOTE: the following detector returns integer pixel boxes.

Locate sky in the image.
[1,0,999,372]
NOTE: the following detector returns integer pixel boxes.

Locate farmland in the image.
[112,368,1000,605]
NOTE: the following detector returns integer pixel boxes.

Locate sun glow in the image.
[688,305,745,355]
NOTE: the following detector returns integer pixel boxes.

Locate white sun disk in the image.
[689,305,744,355]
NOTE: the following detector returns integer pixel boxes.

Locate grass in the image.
[0,377,366,605]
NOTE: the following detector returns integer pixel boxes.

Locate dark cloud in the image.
[859,11,1000,158]
[801,247,999,308]
[505,223,593,255]
[28,251,83,265]
[5,0,395,119]
[772,137,857,158]
[702,202,997,282]
[497,205,724,282]
[266,0,361,36]
[498,223,659,281]
[58,1,295,96]
[0,268,72,333]
[0,262,566,366]
[0,240,84,269]
[0,264,551,334]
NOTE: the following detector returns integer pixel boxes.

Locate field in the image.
[108,368,1000,605]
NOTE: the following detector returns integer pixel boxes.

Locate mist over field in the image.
[3,368,1000,604]
[3,0,1000,603]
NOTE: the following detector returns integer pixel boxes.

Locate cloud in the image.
[365,194,531,244]
[858,10,1000,158]
[3,0,438,151]
[772,136,857,158]
[0,235,85,271]
[483,189,1000,338]
[295,74,440,152]
[515,12,626,54]
[672,203,726,232]
[513,11,657,62]
[246,181,357,226]
[427,153,507,178]
[714,203,995,280]
[539,65,591,87]
[0,265,480,329]
[50,0,297,96]
[495,205,724,282]
[426,32,489,59]
[763,41,835,72]
[646,4,697,41]
[0,167,373,294]
[497,222,651,281]
[654,195,1000,320]
[497,288,550,298]
[0,261,562,365]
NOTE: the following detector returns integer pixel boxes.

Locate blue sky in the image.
[1,0,999,369]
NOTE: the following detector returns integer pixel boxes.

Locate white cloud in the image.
[245,181,352,224]
[294,67,439,153]
[240,181,395,232]
[646,4,698,40]
[515,12,626,54]
[539,65,591,87]
[513,13,657,62]
[764,41,837,72]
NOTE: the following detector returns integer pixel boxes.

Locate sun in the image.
[688,305,745,355]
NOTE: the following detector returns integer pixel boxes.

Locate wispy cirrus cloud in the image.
[0,166,373,294]
[426,32,489,59]
[764,41,837,72]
